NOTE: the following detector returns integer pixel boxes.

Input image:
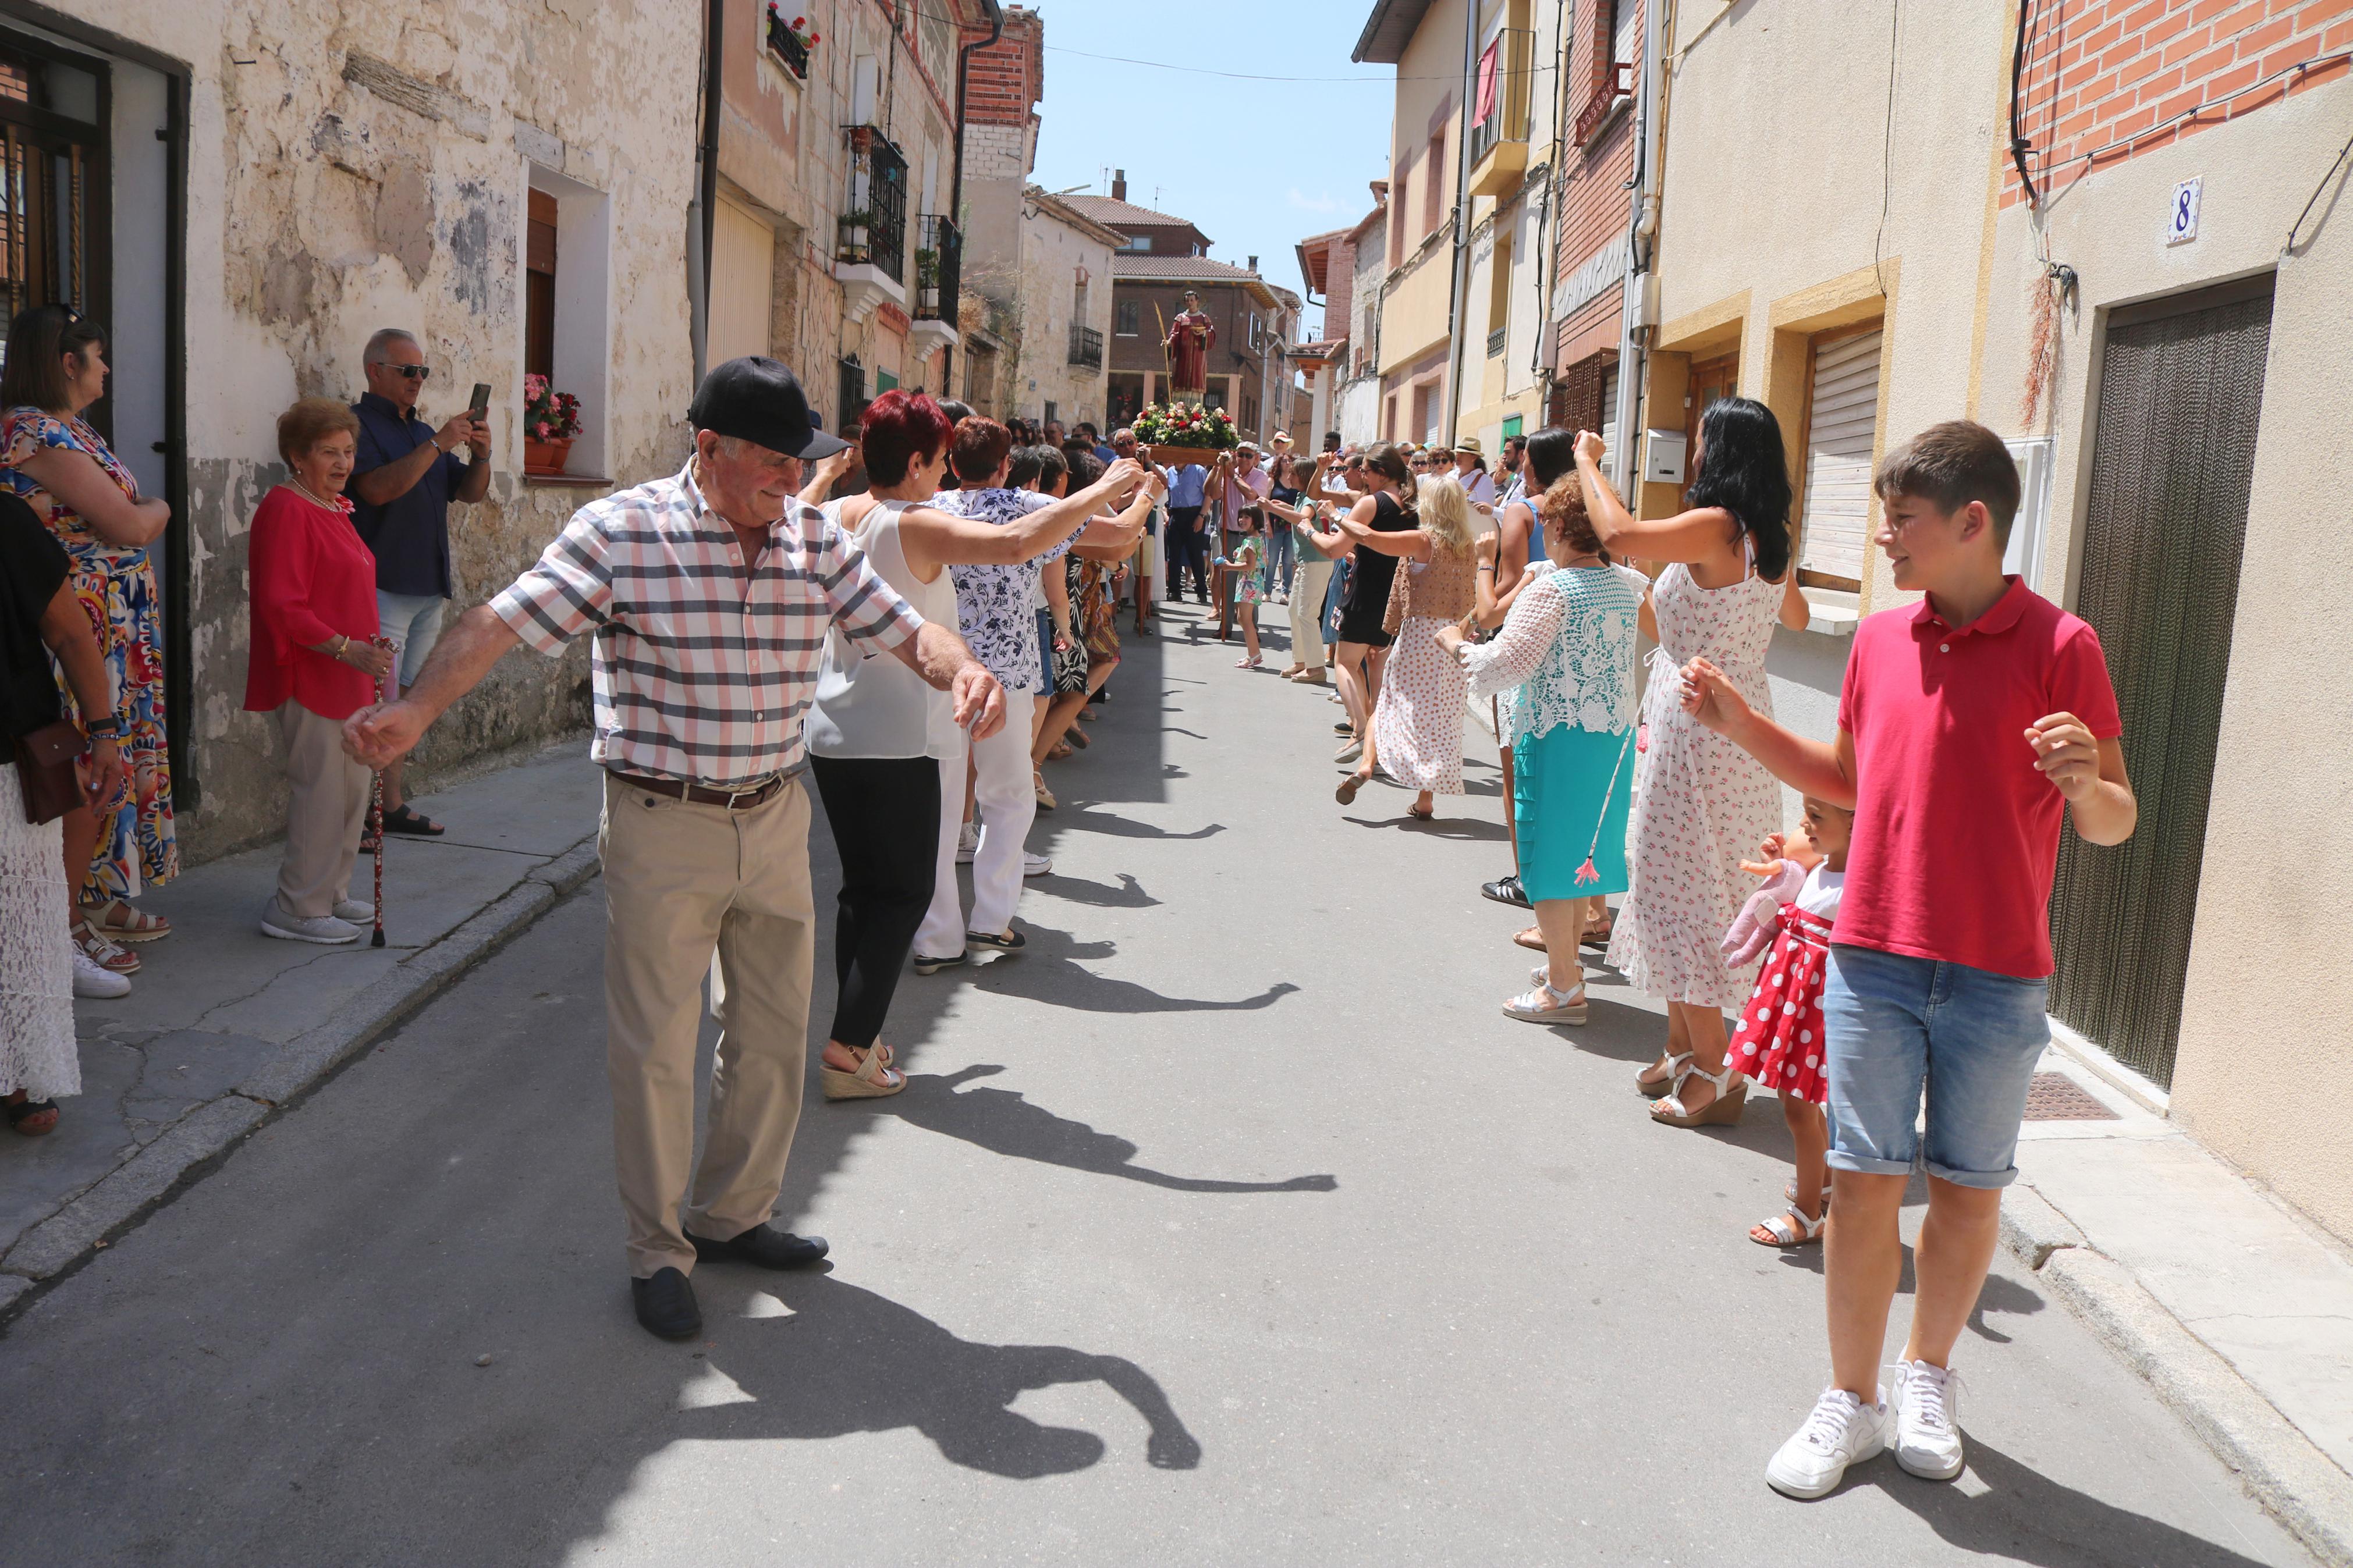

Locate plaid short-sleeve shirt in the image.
[490,461,922,786]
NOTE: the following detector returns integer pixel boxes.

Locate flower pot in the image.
[524,436,574,477]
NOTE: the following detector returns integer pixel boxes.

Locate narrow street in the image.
[0,611,2313,1567]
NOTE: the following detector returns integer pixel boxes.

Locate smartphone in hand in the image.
[467,382,491,422]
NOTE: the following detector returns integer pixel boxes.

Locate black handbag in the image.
[13,719,87,825]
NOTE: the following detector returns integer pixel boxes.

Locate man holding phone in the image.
[348,327,492,838]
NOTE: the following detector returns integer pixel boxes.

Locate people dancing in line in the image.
[911,417,1156,976]
[805,392,1150,1094]
[1335,474,1476,820]
[1578,399,1811,1128]
[1306,442,1419,770]
[1439,470,1639,1022]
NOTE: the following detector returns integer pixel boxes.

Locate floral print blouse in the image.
[932,486,1069,693]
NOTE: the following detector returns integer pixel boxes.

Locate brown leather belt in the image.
[611,770,793,810]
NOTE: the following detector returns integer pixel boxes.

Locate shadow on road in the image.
[682,1270,1202,1477]
[858,1065,1337,1195]
[1853,1437,2280,1567]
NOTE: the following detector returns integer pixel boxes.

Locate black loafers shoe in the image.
[632,1266,702,1339]
[687,1223,830,1270]
[1481,874,1532,909]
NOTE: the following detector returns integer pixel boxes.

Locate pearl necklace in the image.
[288,478,346,513]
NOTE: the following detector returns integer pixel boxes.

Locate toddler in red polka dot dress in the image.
[1724,795,1854,1249]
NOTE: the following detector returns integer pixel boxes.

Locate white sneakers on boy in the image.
[1765,1385,1888,1499]
[1889,1359,1966,1480]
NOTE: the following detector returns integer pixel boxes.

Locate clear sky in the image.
[1026,0,1400,342]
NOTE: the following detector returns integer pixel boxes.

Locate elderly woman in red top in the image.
[245,397,395,945]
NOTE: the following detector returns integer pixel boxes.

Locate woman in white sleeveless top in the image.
[805,393,1152,1100]
[1575,398,1811,1129]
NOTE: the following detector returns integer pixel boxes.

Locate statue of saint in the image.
[1165,289,1215,400]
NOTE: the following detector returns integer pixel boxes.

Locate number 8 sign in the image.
[2166,177,2202,246]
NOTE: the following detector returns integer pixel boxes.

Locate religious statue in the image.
[1165,289,1215,400]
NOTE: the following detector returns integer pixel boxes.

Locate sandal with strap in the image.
[72,920,140,976]
[1502,979,1588,1025]
[1751,1206,1827,1247]
[381,803,446,837]
[1786,1179,1834,1208]
[821,1044,906,1101]
[5,1093,59,1136]
[1512,925,1548,953]
[1335,771,1368,806]
[1637,1050,1690,1099]
[81,896,171,943]
[1652,1061,1748,1128]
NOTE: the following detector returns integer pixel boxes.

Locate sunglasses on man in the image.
[387,364,432,381]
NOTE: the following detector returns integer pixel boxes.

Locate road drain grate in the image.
[2022,1072,2120,1121]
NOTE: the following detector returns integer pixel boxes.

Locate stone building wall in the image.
[48,0,705,865]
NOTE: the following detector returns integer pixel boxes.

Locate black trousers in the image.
[1164,506,1209,599]
[809,754,941,1048]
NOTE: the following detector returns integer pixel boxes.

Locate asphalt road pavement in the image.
[0,606,2314,1566]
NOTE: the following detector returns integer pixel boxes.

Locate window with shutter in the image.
[1797,326,1882,588]
[1599,362,1620,467]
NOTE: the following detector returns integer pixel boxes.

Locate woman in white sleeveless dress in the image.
[805,393,1154,1100]
[1575,399,1811,1128]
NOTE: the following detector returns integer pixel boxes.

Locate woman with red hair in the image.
[805,393,1154,1097]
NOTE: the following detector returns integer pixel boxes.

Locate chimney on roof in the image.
[1112,169,1127,201]
[1248,255,1258,271]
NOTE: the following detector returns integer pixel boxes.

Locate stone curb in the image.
[0,833,600,1303]
[2003,1184,2353,1567]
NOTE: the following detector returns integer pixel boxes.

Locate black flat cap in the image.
[688,357,849,460]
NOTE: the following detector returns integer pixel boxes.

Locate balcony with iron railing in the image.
[764,4,810,80]
[1067,322,1103,369]
[834,126,909,324]
[908,214,963,356]
[1468,27,1535,196]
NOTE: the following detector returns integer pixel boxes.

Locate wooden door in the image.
[708,195,778,367]
[1679,352,1737,507]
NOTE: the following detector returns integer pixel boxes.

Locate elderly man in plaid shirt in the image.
[347,359,1005,1339]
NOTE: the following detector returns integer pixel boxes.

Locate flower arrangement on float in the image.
[1131,401,1239,456]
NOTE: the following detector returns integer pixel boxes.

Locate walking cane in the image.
[369,636,393,948]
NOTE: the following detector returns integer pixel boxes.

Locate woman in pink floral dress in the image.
[1575,399,1811,1128]
[0,305,178,980]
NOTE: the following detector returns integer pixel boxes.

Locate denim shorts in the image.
[1820,944,2051,1190]
[376,591,448,690]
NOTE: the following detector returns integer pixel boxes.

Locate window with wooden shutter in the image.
[1796,326,1882,588]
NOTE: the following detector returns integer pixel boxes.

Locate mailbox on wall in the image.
[1642,429,1688,486]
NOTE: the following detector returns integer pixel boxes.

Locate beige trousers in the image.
[599,770,816,1278]
[276,702,371,919]
[1289,556,1334,669]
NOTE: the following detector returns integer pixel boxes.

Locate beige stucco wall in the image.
[1377,0,1468,378]
[1980,79,2353,1242]
[1647,0,2011,620]
[55,0,702,865]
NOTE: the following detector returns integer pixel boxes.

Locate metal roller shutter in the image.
[1797,328,1881,585]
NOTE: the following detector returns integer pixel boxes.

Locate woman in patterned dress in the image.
[1577,399,1811,1128]
[0,305,178,980]
[1336,474,1477,819]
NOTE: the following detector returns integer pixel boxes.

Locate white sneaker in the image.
[72,948,132,998]
[333,899,374,923]
[955,823,980,865]
[1889,1360,1965,1480]
[1766,1385,1888,1499]
[1023,851,1053,877]
[259,902,362,945]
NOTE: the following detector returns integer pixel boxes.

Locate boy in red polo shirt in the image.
[1681,420,2135,1498]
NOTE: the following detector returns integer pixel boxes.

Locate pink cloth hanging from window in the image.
[1474,38,1500,126]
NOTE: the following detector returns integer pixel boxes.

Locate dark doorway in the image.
[2047,275,2274,1085]
[0,30,113,432]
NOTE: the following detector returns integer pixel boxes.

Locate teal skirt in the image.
[1513,724,1634,903]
